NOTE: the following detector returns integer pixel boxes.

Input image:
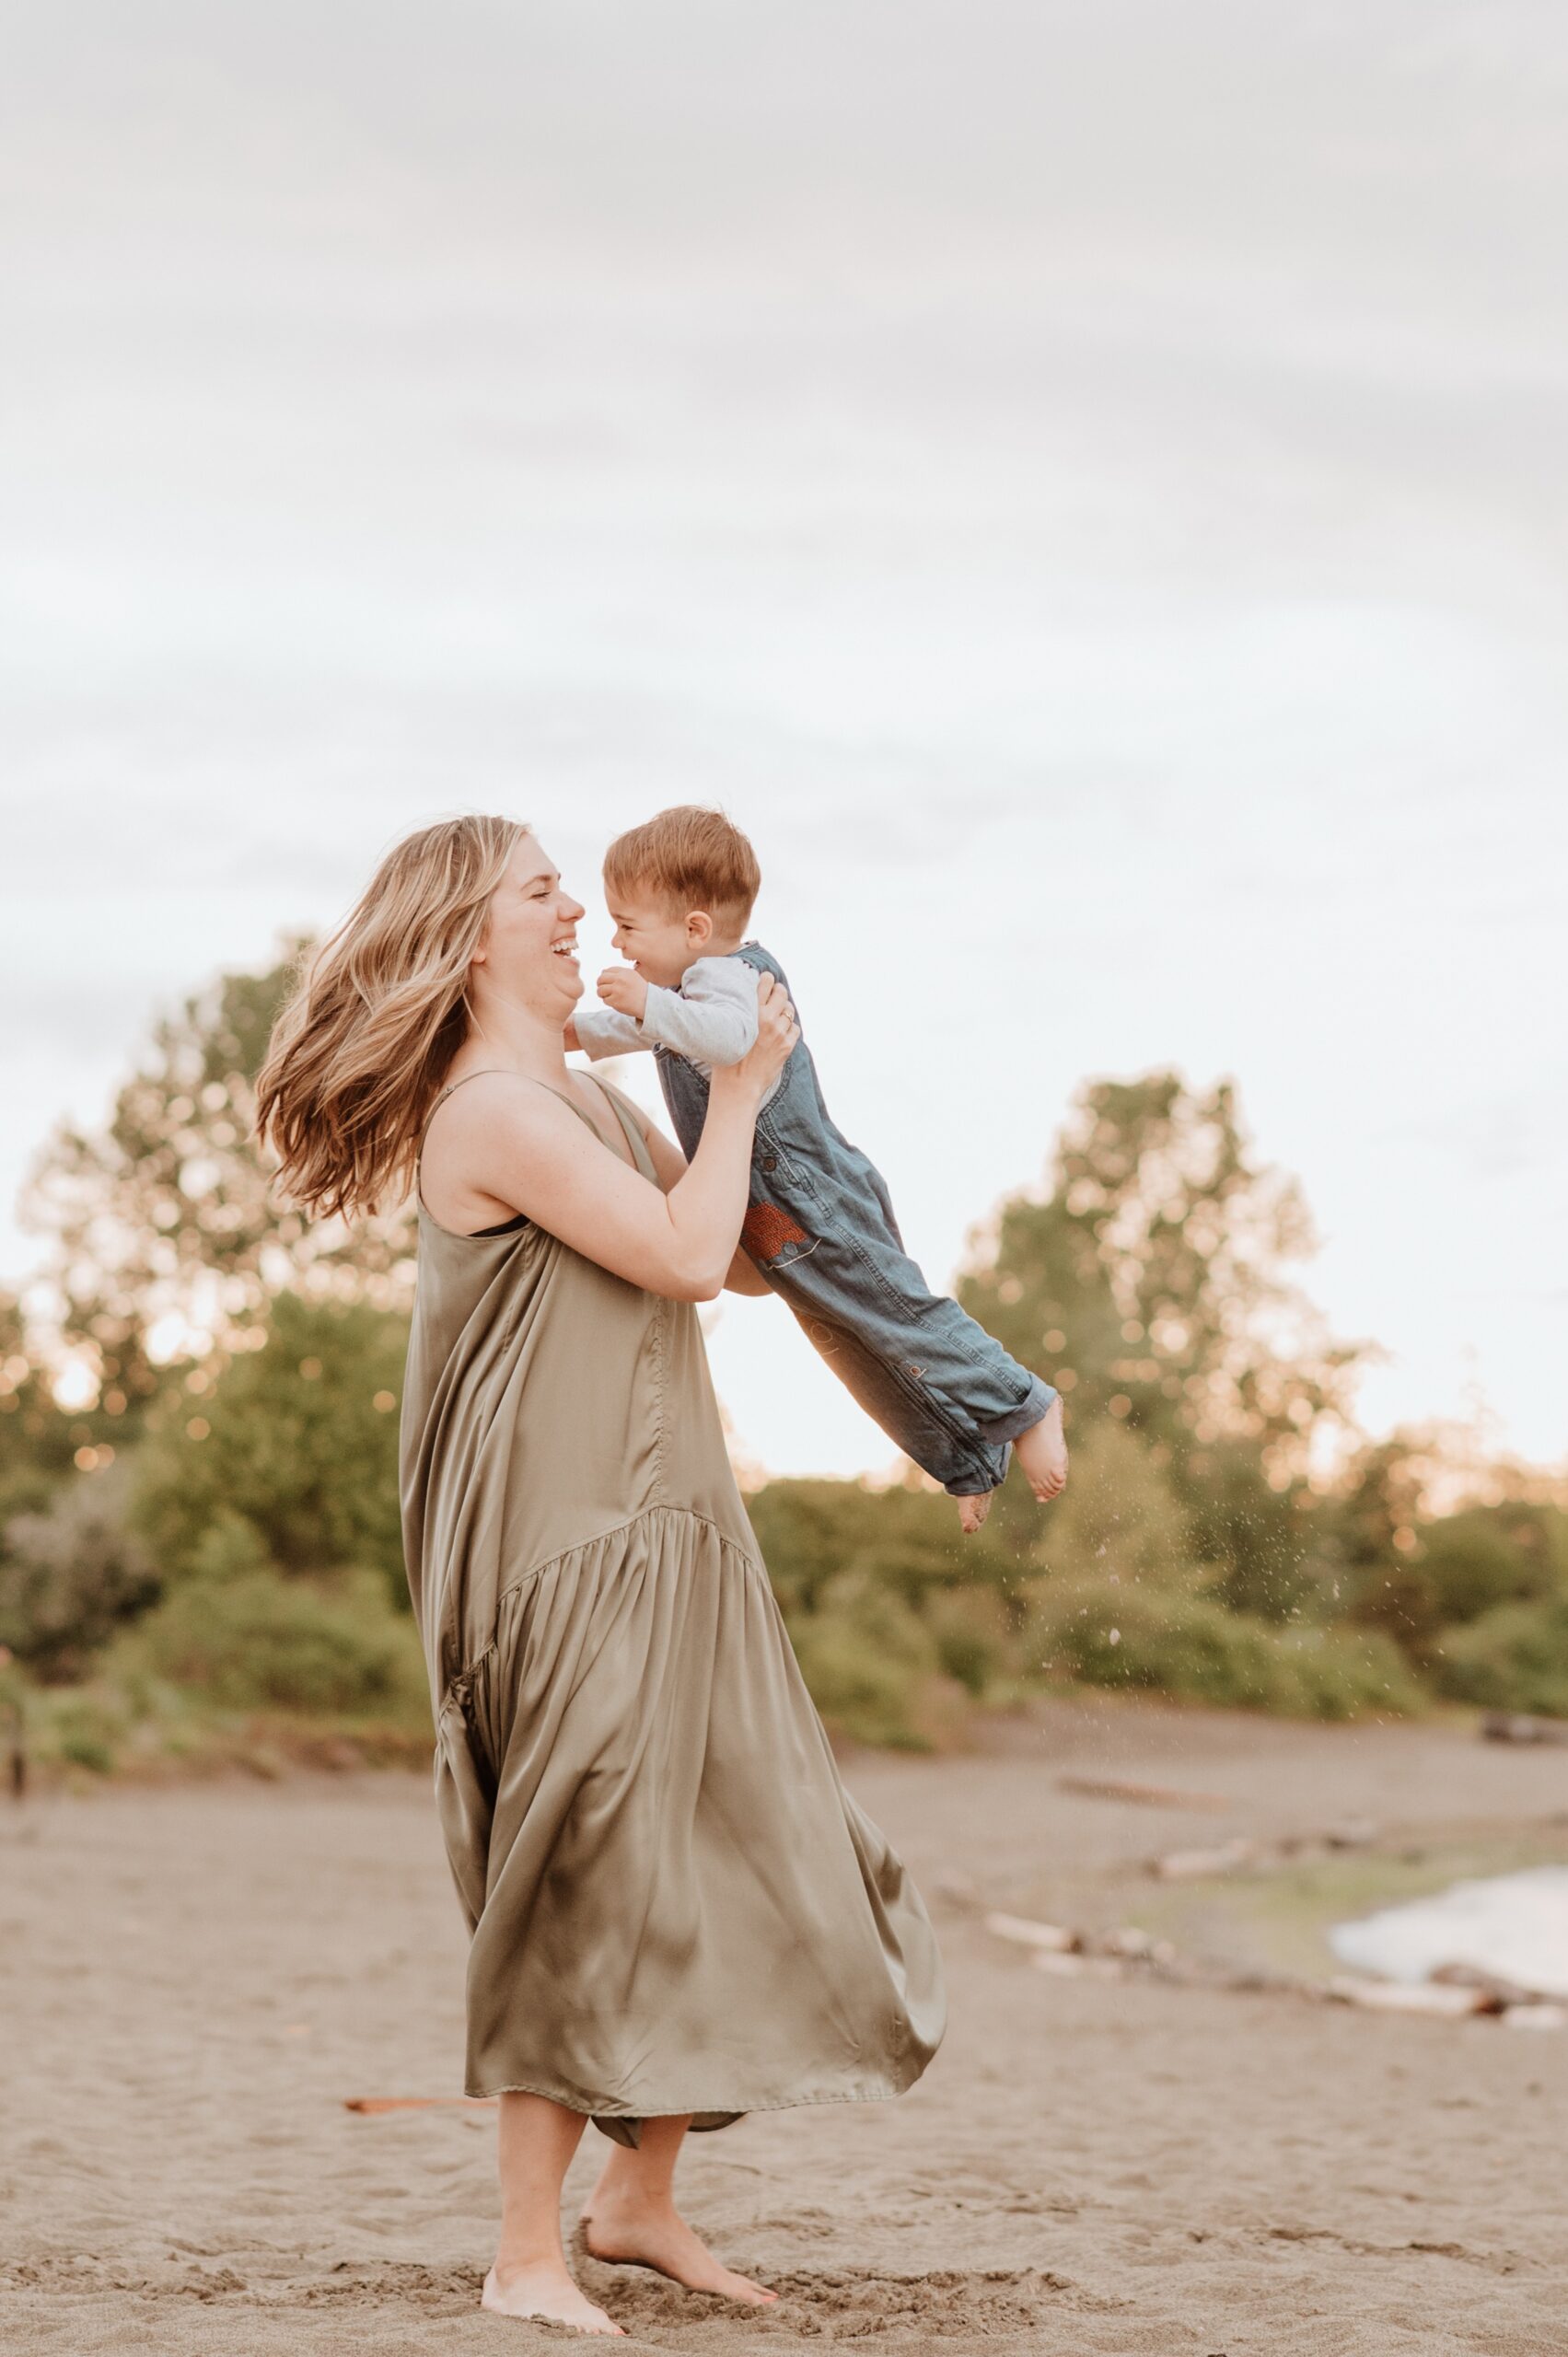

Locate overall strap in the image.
[736,938,787,987]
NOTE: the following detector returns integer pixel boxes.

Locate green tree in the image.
[22,955,415,1414]
[132,1293,411,1601]
[1338,1462,1568,1668]
[0,1290,78,1516]
[1333,1435,1442,1661]
[0,1465,159,1679]
[1181,1440,1325,1623]
[962,1073,1364,1463]
[959,1074,1366,1591]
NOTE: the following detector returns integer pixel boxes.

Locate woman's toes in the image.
[482,2264,624,2334]
[709,2265,776,2305]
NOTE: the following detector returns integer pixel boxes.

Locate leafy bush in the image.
[1434,1598,1568,1719]
[1031,1421,1197,1593]
[1275,1623,1423,1721]
[47,1693,123,1773]
[1179,1439,1320,1622]
[0,1466,159,1679]
[749,1476,1015,1618]
[786,1573,944,1748]
[126,1568,427,1717]
[1028,1578,1422,1720]
[923,1586,1011,1697]
[1419,1507,1565,1627]
[133,1293,409,1599]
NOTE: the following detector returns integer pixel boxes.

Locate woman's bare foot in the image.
[482,2259,623,2334]
[957,1490,993,1534]
[579,2194,777,2305]
[1014,1396,1069,1503]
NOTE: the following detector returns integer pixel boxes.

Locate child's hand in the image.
[598,966,649,1022]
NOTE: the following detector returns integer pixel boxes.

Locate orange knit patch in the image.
[742,1202,810,1260]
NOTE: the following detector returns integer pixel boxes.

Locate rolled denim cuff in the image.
[945,1449,1012,1498]
[974,1374,1058,1447]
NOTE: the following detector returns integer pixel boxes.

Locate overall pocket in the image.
[741,1195,820,1270]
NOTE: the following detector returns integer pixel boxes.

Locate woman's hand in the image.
[716,974,798,1106]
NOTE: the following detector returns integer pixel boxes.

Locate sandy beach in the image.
[5,1701,1566,2356]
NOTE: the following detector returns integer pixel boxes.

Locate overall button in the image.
[761,1154,777,1173]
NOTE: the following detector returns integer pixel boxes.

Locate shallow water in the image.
[1330,1865,1568,1997]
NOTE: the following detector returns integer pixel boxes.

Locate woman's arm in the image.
[721,1248,772,1295]
[600,1086,772,1296]
[430,981,796,1301]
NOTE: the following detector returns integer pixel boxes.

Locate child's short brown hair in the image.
[603,806,761,929]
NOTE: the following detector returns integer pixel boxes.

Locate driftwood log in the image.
[1481,1711,1568,1747]
[344,2096,496,2115]
[985,1913,1563,2028]
[1056,1773,1232,1812]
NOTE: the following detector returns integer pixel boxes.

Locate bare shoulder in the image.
[420,1070,584,1230]
[429,1069,570,1148]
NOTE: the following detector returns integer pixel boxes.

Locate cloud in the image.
[2,0,1564,1467]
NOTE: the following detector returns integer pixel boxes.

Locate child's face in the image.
[607,889,711,988]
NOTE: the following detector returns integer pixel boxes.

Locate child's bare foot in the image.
[579,2194,777,2305]
[957,1491,993,1535]
[482,2260,623,2333]
[1015,1396,1069,1503]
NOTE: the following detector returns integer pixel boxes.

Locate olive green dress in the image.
[400,1074,944,2142]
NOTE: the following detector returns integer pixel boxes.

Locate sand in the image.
[4,1700,1566,2356]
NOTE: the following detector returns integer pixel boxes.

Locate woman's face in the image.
[472,833,586,1018]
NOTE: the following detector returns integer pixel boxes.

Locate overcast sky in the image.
[3,1,1564,1476]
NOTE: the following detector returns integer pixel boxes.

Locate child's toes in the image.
[957,1492,993,1534]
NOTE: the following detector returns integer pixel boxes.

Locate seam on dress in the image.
[439,1504,765,1705]
[651,1295,669,1506]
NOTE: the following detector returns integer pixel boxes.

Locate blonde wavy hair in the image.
[255,814,526,1219]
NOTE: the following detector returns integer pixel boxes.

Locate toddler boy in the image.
[570,807,1066,1528]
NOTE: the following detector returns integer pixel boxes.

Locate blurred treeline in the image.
[2,957,1565,1773]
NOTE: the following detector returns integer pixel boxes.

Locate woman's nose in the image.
[561,894,586,922]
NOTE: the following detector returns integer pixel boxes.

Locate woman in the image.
[257,817,945,2336]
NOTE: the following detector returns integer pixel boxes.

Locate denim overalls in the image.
[653,943,1057,1498]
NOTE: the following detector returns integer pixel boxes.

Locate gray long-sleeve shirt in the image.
[574,955,783,1105]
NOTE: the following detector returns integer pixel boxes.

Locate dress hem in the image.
[461,2061,933,2115]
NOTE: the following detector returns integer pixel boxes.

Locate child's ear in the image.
[687,910,714,950]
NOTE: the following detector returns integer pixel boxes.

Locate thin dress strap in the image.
[418,1066,644,1227]
[423,1067,511,1130]
[422,1067,631,1156]
[581,1073,654,1175]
